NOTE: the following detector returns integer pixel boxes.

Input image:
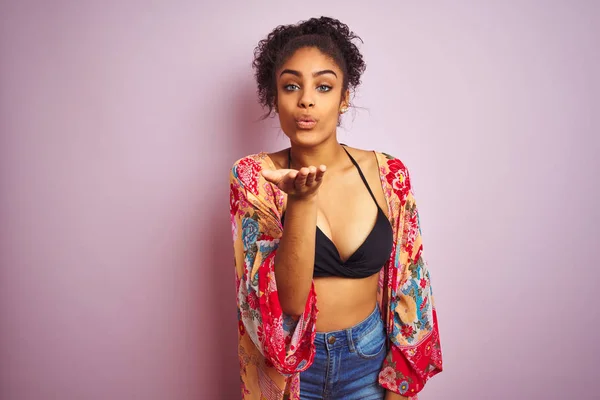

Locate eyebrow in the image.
[279,69,338,79]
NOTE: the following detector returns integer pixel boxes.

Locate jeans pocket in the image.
[354,320,386,359]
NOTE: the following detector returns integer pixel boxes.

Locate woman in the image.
[229,17,442,400]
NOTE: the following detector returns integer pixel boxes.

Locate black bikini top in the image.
[280,146,394,279]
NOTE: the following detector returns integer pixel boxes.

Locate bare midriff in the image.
[313,273,380,332]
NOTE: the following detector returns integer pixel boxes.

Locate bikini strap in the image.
[288,145,378,206]
[341,146,379,205]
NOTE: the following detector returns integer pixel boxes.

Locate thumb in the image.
[261,169,279,184]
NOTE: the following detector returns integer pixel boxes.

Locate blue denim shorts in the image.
[299,305,387,400]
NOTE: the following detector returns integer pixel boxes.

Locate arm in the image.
[230,156,325,374]
[261,164,326,317]
[273,195,318,316]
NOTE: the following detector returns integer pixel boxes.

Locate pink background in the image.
[1,1,598,399]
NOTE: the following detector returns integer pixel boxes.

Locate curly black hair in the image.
[252,16,366,119]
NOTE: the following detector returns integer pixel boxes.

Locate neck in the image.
[289,139,347,170]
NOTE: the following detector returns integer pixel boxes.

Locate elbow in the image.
[280,301,304,318]
[274,260,313,318]
[275,270,311,318]
[278,291,308,318]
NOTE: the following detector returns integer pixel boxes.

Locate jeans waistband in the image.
[313,305,381,349]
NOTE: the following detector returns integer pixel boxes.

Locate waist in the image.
[314,304,382,343]
[313,275,379,331]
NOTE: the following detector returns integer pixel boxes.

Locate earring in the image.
[340,107,348,114]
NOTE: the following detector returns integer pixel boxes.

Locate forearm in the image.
[274,194,318,316]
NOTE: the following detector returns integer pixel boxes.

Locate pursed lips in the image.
[296,115,316,123]
[295,117,317,129]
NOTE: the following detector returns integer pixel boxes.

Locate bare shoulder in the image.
[346,146,409,172]
[343,146,411,185]
[342,146,384,172]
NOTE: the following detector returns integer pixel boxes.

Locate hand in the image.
[261,165,326,199]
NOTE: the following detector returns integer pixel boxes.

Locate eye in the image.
[284,84,300,91]
[317,85,332,92]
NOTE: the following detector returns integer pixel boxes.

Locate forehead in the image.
[279,47,341,75]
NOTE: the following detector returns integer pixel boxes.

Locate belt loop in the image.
[346,328,355,352]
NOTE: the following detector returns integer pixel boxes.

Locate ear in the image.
[339,89,350,113]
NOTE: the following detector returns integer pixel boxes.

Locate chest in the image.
[312,168,390,262]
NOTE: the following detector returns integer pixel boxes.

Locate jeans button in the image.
[328,336,336,344]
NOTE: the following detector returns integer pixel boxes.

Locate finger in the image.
[284,170,298,183]
[280,170,297,190]
[314,165,327,182]
[294,167,309,189]
[305,166,317,186]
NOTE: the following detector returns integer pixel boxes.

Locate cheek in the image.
[323,99,342,118]
[275,92,294,111]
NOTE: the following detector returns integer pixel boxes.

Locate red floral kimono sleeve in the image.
[230,155,318,376]
[378,156,443,398]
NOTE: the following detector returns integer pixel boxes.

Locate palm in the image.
[261,166,326,197]
[264,169,297,193]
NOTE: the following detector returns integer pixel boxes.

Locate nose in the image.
[298,90,315,109]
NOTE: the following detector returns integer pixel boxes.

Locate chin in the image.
[288,131,329,147]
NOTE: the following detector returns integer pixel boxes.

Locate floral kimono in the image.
[229,150,443,400]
